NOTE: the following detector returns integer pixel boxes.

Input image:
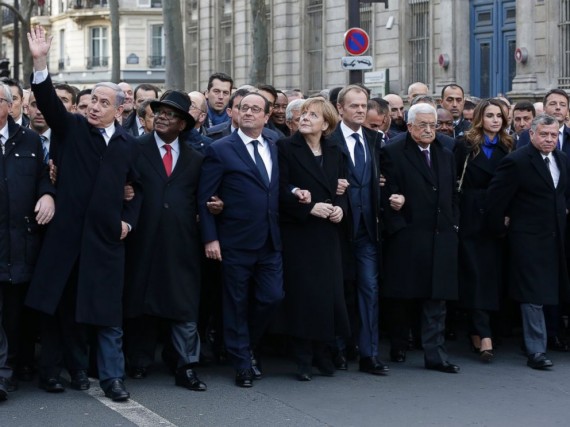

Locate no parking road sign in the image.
[344,28,370,56]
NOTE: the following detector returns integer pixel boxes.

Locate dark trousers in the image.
[291,337,330,367]
[1,282,37,377]
[352,226,380,358]
[221,242,284,370]
[521,303,547,355]
[470,309,492,339]
[38,275,88,379]
[387,298,449,366]
[125,315,201,371]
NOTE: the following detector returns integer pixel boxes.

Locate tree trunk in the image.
[1,0,35,79]
[249,0,268,85]
[109,0,121,82]
[163,0,185,90]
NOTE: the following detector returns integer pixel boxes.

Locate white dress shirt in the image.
[543,153,560,188]
[155,135,180,170]
[238,128,273,180]
[340,121,366,166]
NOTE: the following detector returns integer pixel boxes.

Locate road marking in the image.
[85,380,178,427]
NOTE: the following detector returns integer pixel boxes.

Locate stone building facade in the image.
[0,0,568,101]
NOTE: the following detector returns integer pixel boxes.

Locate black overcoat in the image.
[124,133,204,322]
[25,76,142,327]
[486,144,570,305]
[454,139,510,310]
[0,118,54,284]
[276,132,350,340]
[381,133,459,300]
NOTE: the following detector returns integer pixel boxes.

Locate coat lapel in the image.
[141,133,169,180]
[529,147,555,190]
[290,133,331,193]
[231,133,268,187]
[403,136,435,185]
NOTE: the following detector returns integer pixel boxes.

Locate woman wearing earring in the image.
[455,98,514,362]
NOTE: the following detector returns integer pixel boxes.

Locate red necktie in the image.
[163,144,173,176]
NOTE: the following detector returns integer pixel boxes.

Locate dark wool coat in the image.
[25,75,142,327]
[381,133,459,300]
[124,133,204,322]
[0,118,54,284]
[486,144,570,305]
[454,139,510,310]
[276,132,350,340]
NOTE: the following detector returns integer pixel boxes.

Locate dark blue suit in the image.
[198,130,283,370]
[331,124,383,359]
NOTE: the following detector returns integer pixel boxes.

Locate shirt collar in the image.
[0,123,8,141]
[340,121,363,141]
[41,128,52,142]
[238,128,264,147]
[155,133,180,152]
[100,122,116,138]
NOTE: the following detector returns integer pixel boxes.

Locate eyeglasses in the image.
[413,122,437,130]
[239,105,264,114]
[154,110,182,120]
[0,98,11,105]
[190,103,206,114]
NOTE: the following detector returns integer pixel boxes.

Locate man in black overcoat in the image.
[487,114,570,369]
[25,26,142,401]
[123,91,206,392]
[381,103,461,373]
[0,82,55,402]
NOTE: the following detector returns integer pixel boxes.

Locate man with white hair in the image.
[380,103,460,373]
[285,99,304,134]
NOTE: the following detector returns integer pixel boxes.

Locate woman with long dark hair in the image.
[455,98,514,362]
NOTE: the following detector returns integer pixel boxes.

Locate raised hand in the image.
[27,25,53,70]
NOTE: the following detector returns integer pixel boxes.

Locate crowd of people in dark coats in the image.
[1,26,569,404]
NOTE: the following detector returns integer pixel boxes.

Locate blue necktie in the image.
[40,135,49,164]
[353,133,365,177]
[251,140,270,186]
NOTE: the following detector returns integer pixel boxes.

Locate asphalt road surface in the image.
[2,337,570,427]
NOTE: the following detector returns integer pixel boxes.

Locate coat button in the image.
[432,186,437,191]
[164,203,169,209]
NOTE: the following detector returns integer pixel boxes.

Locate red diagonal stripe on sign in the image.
[350,34,364,50]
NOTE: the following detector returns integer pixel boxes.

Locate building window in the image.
[217,0,232,76]
[560,0,570,88]
[359,2,373,57]
[305,0,323,94]
[408,0,430,85]
[88,26,108,69]
[187,1,199,90]
[149,24,165,68]
[58,30,65,70]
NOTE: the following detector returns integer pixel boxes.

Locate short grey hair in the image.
[530,114,559,132]
[93,82,125,108]
[0,83,13,103]
[410,95,436,107]
[286,99,305,121]
[407,103,437,124]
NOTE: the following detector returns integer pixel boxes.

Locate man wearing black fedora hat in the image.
[123,90,207,392]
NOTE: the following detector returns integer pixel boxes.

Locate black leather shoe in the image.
[527,353,553,369]
[426,362,460,374]
[104,379,130,401]
[235,369,253,388]
[175,366,207,391]
[333,351,348,370]
[296,365,312,382]
[547,336,569,352]
[390,349,407,363]
[39,377,65,393]
[70,370,90,390]
[359,357,389,375]
[0,379,8,402]
[129,367,148,380]
[250,351,263,380]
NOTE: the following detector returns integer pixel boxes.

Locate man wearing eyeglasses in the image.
[198,92,284,388]
[381,103,460,374]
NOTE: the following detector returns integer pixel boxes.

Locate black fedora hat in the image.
[150,90,196,130]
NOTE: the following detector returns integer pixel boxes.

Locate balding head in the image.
[383,94,405,127]
[407,82,429,104]
[189,91,208,128]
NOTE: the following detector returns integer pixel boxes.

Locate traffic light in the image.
[0,59,9,78]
